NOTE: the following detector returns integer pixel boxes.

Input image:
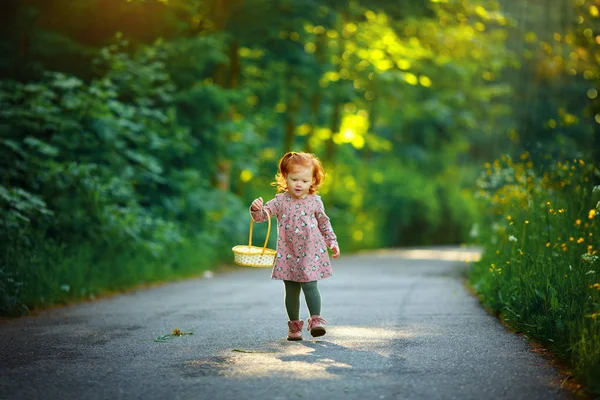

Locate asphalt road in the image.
[0,247,572,400]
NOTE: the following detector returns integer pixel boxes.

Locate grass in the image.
[468,154,600,397]
[0,235,223,317]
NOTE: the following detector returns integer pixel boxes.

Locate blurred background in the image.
[1,0,599,393]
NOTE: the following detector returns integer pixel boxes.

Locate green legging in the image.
[283,280,321,321]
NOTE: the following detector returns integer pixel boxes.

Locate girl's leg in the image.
[302,281,326,337]
[301,281,321,316]
[284,280,304,340]
[283,280,302,320]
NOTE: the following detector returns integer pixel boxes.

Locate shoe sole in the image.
[310,327,326,337]
[287,337,302,341]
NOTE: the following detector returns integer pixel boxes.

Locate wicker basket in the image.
[232,209,277,268]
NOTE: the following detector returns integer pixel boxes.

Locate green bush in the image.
[0,41,249,316]
[469,154,600,395]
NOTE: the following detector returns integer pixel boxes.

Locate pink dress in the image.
[250,192,338,282]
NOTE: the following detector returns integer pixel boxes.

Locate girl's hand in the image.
[331,245,340,258]
[250,197,263,211]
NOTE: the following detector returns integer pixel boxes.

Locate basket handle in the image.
[249,208,272,254]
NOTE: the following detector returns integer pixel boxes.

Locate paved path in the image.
[0,247,571,400]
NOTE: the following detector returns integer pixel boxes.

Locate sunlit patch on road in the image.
[330,326,413,340]
[370,247,482,262]
[198,326,418,380]
[181,356,234,377]
[225,344,348,379]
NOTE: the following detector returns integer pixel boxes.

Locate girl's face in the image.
[285,167,313,199]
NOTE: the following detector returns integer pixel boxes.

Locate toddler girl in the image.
[250,151,340,340]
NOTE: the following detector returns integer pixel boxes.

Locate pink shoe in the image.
[307,315,327,337]
[287,320,304,341]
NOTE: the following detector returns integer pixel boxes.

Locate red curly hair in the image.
[272,152,326,194]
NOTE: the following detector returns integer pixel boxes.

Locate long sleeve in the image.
[250,197,278,222]
[315,197,338,249]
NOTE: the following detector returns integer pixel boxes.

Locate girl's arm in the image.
[315,197,339,255]
[250,197,278,222]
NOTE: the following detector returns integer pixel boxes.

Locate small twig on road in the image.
[232,349,276,353]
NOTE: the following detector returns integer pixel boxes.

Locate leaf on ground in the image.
[153,328,193,342]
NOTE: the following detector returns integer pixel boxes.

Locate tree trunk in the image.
[212,0,228,86]
[365,87,377,163]
[305,31,327,153]
[323,12,349,162]
[325,103,340,161]
[305,92,322,153]
[283,91,301,153]
[211,0,245,192]
[227,41,240,89]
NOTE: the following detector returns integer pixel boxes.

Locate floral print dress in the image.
[250,192,338,282]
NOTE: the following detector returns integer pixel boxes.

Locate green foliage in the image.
[0,0,516,316]
[0,38,248,315]
[1,0,598,391]
[470,155,600,395]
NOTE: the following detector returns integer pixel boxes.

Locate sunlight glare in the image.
[223,326,414,379]
[372,248,482,262]
[227,346,348,380]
